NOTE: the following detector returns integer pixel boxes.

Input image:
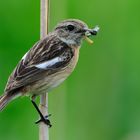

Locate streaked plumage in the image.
[5,35,75,95]
[0,19,99,113]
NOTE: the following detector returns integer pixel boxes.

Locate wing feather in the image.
[5,34,74,93]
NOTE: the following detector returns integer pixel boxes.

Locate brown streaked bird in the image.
[0,19,99,126]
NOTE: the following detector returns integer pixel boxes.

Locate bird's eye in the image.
[67,25,75,31]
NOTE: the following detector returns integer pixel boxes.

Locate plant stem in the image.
[39,0,49,140]
[40,0,49,39]
[39,93,49,140]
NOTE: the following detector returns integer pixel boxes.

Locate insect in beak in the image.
[84,26,100,44]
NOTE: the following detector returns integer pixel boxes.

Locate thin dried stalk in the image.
[39,0,49,140]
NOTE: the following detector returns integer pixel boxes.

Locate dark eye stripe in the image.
[55,25,75,31]
[75,29,86,33]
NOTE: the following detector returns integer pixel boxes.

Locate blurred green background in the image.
[0,0,140,140]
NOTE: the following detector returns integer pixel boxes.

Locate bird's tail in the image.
[0,92,20,111]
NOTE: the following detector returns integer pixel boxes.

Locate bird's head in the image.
[54,19,99,46]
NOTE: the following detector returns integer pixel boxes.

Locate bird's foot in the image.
[35,114,52,127]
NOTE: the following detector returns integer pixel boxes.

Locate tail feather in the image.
[0,93,14,111]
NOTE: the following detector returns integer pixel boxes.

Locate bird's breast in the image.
[30,47,79,95]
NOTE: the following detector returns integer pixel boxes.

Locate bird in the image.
[0,19,99,126]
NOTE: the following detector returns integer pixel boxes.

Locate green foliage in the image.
[0,0,140,140]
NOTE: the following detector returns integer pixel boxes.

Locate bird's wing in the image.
[5,35,74,93]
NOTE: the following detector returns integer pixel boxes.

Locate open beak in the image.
[84,26,100,44]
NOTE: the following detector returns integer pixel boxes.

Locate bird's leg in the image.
[31,96,52,127]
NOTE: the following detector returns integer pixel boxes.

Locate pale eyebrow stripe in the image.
[35,57,63,69]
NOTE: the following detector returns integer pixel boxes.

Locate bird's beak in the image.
[84,26,100,44]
